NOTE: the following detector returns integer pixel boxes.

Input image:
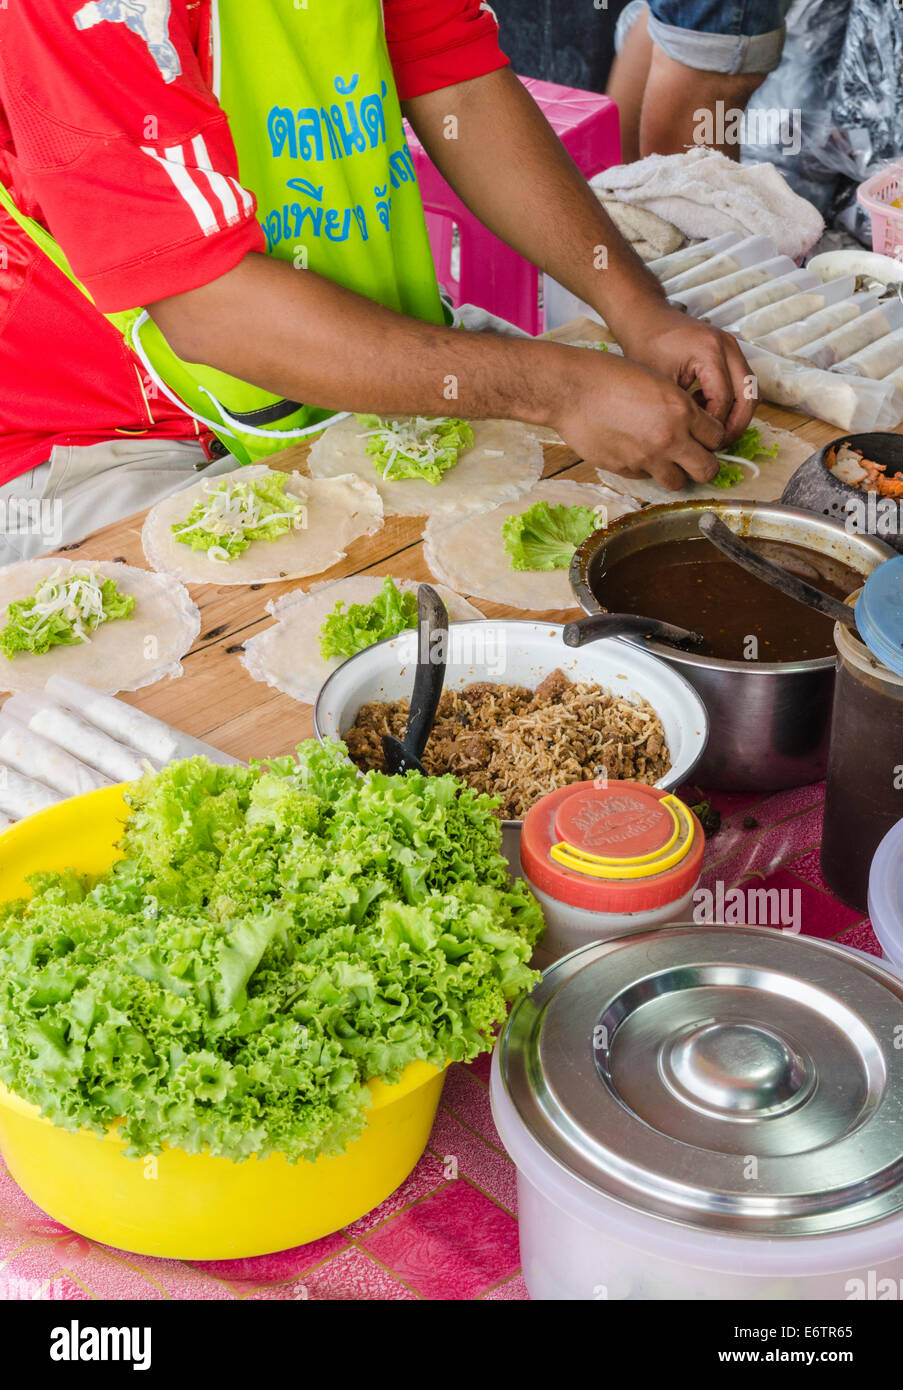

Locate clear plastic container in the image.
[868,817,903,965]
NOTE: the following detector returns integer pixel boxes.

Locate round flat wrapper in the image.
[306,417,545,518]
[141,465,383,585]
[423,479,638,611]
[0,559,200,694]
[594,419,814,506]
[239,575,483,704]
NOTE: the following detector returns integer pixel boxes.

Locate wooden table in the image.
[40,319,860,764]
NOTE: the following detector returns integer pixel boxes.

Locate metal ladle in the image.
[382,583,448,775]
[697,511,859,633]
[563,612,704,649]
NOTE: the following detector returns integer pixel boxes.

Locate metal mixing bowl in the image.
[570,500,895,791]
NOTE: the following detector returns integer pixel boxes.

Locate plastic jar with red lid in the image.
[521,781,705,968]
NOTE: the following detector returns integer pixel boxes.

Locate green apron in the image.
[1,0,445,464]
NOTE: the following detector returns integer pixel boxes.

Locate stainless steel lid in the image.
[499,927,903,1236]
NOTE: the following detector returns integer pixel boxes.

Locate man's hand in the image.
[608,300,756,444]
[548,348,725,491]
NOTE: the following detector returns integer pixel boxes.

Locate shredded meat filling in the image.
[344,669,671,819]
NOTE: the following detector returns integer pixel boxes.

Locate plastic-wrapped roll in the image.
[0,763,62,819]
[43,675,178,763]
[0,713,112,797]
[3,693,149,783]
[0,810,12,830]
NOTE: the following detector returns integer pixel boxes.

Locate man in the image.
[0,1,754,563]
[608,1,795,162]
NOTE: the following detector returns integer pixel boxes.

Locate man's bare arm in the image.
[148,251,724,489]
[404,68,754,439]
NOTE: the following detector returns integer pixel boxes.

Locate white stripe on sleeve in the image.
[140,142,218,236]
[190,133,253,225]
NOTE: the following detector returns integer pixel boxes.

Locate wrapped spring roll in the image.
[704,268,820,328]
[670,256,797,317]
[3,693,149,783]
[663,236,778,294]
[773,293,883,364]
[739,341,901,433]
[831,326,903,380]
[0,763,62,819]
[44,674,179,763]
[646,232,743,282]
[729,275,857,342]
[0,811,11,830]
[0,713,112,797]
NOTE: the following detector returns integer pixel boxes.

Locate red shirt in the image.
[0,1,508,483]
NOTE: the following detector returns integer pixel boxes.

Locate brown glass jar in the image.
[821,621,903,912]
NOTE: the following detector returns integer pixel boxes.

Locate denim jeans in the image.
[617,0,795,73]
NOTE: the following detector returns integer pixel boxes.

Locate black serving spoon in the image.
[382,584,449,775]
[697,511,859,634]
[563,612,704,649]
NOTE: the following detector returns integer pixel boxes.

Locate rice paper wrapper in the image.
[594,418,814,506]
[142,465,383,585]
[831,326,903,381]
[423,479,638,611]
[0,559,200,695]
[670,256,796,317]
[761,292,882,363]
[739,342,903,432]
[239,575,483,705]
[646,232,744,283]
[704,268,820,328]
[727,276,857,341]
[307,416,545,518]
[662,235,777,294]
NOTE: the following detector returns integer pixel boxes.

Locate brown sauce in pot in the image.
[594,536,863,662]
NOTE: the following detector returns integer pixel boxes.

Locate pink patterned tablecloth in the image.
[0,780,879,1302]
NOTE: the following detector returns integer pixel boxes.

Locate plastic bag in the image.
[742,0,903,245]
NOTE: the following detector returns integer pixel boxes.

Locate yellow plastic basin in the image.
[0,785,446,1259]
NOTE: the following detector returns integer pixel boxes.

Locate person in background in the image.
[608,1,794,162]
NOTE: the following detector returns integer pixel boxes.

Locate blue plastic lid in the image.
[857,557,903,679]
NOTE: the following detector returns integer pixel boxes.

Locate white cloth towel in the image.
[591,148,824,261]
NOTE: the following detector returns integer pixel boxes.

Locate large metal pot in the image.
[570,500,895,791]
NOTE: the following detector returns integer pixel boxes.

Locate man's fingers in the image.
[671,435,720,484]
[690,347,734,427]
[722,338,757,441]
[647,458,691,491]
[688,399,726,452]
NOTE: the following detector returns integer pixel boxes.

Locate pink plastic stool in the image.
[406,76,621,336]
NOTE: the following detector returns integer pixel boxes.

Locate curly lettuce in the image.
[0,570,136,659]
[318,576,418,661]
[0,741,543,1164]
[171,472,305,559]
[713,425,780,489]
[355,415,474,484]
[502,500,599,571]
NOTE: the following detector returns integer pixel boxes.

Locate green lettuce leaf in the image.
[172,473,304,558]
[0,572,136,660]
[355,415,474,484]
[713,426,780,489]
[319,576,418,660]
[0,740,543,1164]
[502,500,599,571]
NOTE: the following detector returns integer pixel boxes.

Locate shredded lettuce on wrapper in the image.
[0,741,543,1164]
[0,569,136,659]
[318,576,418,661]
[354,415,474,484]
[171,473,306,561]
[712,425,780,490]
